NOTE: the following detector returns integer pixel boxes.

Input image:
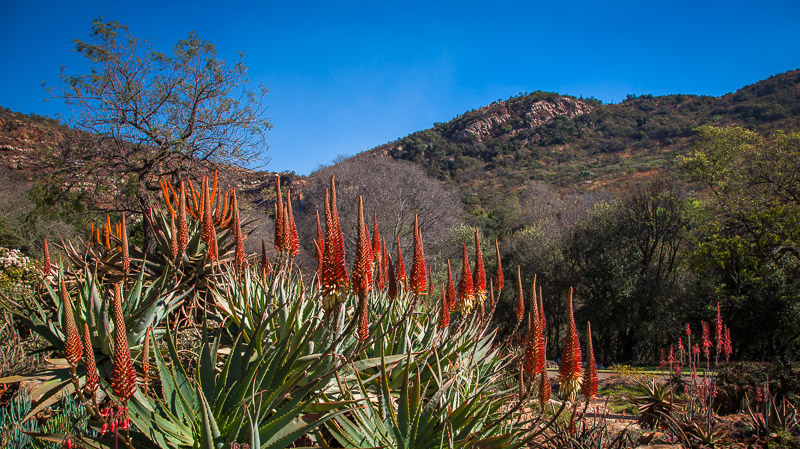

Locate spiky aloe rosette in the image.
[558,287,583,402]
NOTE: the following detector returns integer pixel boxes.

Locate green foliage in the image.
[0,391,38,449]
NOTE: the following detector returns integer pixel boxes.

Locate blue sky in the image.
[1,1,799,175]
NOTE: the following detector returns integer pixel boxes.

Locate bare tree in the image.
[49,19,271,249]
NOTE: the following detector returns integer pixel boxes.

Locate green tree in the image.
[49,19,271,249]
[680,126,800,358]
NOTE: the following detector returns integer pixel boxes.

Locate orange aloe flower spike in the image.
[558,287,583,401]
[121,213,129,275]
[82,323,98,393]
[177,180,189,253]
[522,308,537,375]
[274,176,284,253]
[446,260,456,311]
[473,228,487,304]
[515,266,525,324]
[187,178,201,219]
[529,274,539,328]
[321,178,349,309]
[260,240,271,277]
[104,215,112,250]
[43,238,51,275]
[456,243,474,312]
[408,215,427,295]
[582,321,598,400]
[110,283,136,403]
[201,176,218,261]
[170,214,179,258]
[438,284,450,330]
[315,210,324,263]
[539,285,546,333]
[286,190,299,257]
[538,363,551,407]
[372,211,381,262]
[161,180,176,218]
[493,239,504,291]
[395,234,407,290]
[61,281,82,367]
[232,190,246,266]
[351,197,373,297]
[141,327,151,395]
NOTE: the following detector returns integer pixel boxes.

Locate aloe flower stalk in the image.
[446,260,456,311]
[438,285,450,330]
[582,321,598,400]
[455,244,474,313]
[381,238,390,292]
[715,302,723,354]
[42,237,51,275]
[489,282,495,309]
[701,321,711,360]
[201,176,218,261]
[81,323,98,394]
[395,235,407,290]
[141,328,151,395]
[538,355,550,408]
[177,180,189,253]
[315,210,324,264]
[723,326,733,361]
[286,190,299,257]
[535,292,546,374]
[104,214,112,250]
[473,228,487,306]
[170,213,179,258]
[111,283,136,403]
[352,198,372,341]
[120,213,129,275]
[522,310,537,375]
[231,190,246,266]
[371,211,381,263]
[515,266,524,324]
[274,176,284,252]
[558,287,583,401]
[386,253,398,299]
[538,285,546,332]
[529,274,539,327]
[61,281,82,367]
[408,215,427,296]
[492,239,504,291]
[321,177,349,311]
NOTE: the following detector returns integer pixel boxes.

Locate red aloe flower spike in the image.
[82,323,98,394]
[473,228,487,305]
[701,321,711,360]
[161,180,176,218]
[372,211,381,262]
[351,197,373,297]
[61,281,82,367]
[321,178,349,310]
[538,285,546,332]
[177,180,189,254]
[111,283,136,403]
[141,327,151,395]
[386,252,398,299]
[395,235,407,290]
[534,302,546,376]
[558,287,583,401]
[715,302,723,353]
[260,240,271,278]
[446,260,456,311]
[274,176,284,253]
[232,190,246,266]
[104,214,112,250]
[538,357,551,407]
[43,238,51,275]
[438,285,450,330]
[120,213,129,275]
[492,239,504,291]
[529,274,539,329]
[515,266,525,324]
[582,321,598,400]
[522,308,538,375]
[408,215,427,295]
[456,243,474,313]
[724,325,733,361]
[201,176,218,261]
[381,237,390,292]
[286,190,299,257]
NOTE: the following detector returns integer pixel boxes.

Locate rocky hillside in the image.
[365,69,800,221]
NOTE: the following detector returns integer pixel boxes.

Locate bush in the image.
[716,362,800,414]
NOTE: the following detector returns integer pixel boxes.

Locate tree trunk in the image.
[136,184,158,254]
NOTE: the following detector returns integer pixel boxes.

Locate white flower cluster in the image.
[0,247,33,270]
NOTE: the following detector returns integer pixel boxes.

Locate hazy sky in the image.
[1,0,798,174]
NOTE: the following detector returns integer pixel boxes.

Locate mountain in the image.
[363,69,800,219]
